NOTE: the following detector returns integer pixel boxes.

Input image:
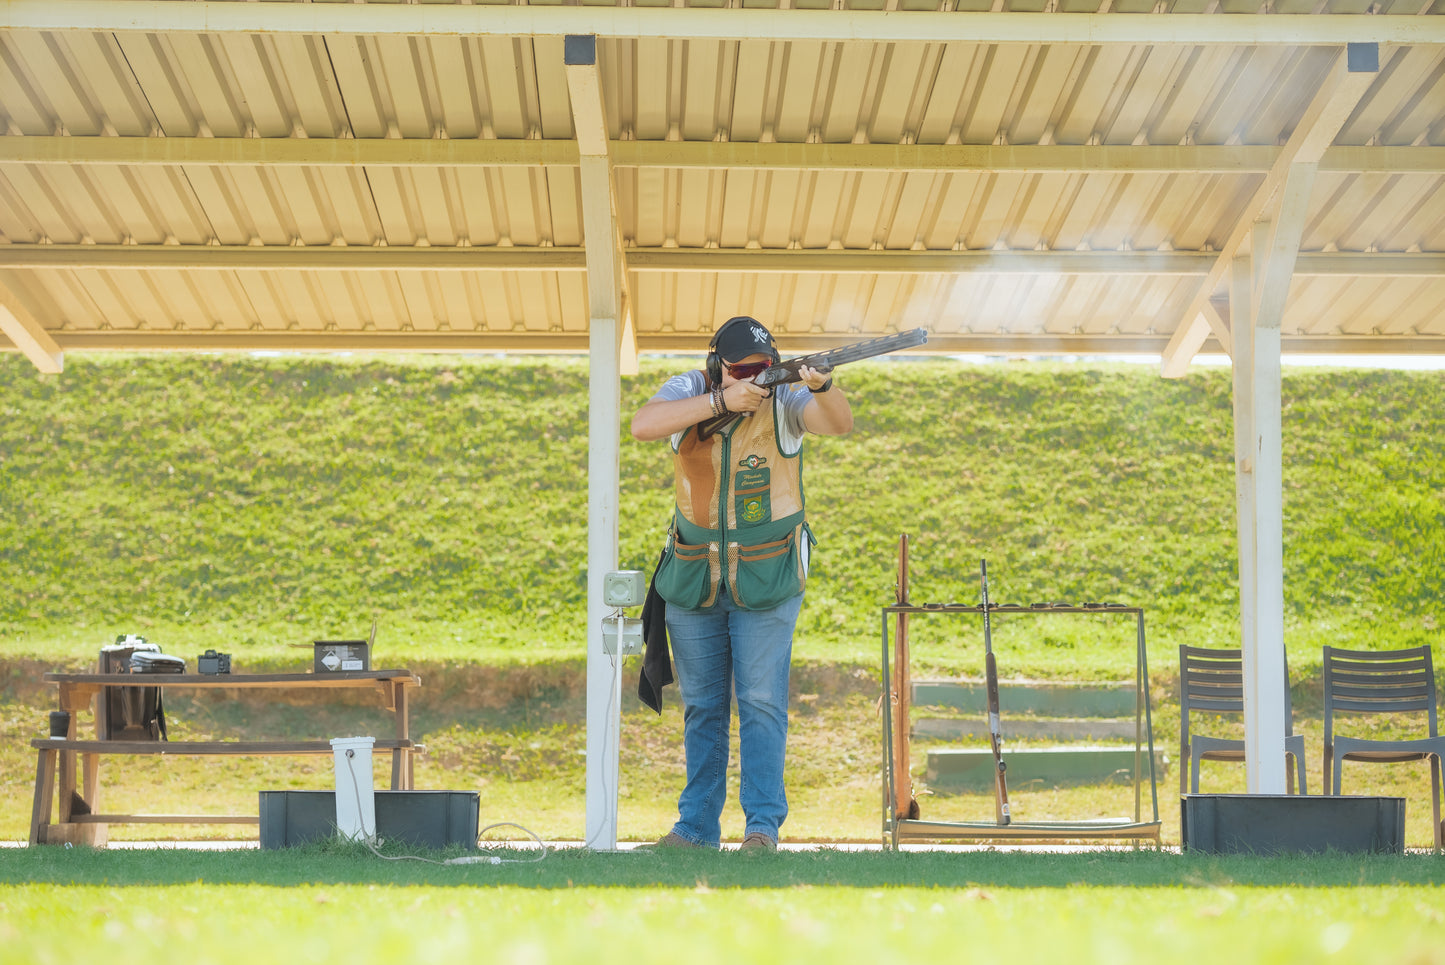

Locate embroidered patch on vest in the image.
[738,454,768,469]
[735,467,769,491]
[734,467,771,525]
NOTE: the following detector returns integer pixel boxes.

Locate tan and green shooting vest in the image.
[654,391,813,611]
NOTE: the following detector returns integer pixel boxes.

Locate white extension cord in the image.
[341,749,549,867]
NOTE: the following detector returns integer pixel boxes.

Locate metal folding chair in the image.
[1179,645,1307,796]
[1323,645,1444,850]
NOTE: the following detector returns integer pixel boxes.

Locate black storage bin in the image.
[1181,794,1406,854]
[259,790,480,850]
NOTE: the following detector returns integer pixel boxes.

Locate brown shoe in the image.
[641,831,704,850]
[739,832,777,852]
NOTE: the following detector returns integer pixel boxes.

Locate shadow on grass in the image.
[2,843,1442,890]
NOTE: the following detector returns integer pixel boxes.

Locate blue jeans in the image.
[664,588,803,848]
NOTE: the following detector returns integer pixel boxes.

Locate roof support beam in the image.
[4,2,1441,45]
[0,246,591,271]
[3,136,1439,175]
[3,245,1440,277]
[0,278,62,373]
[1252,164,1317,332]
[1232,201,1310,795]
[0,136,580,168]
[567,33,629,856]
[565,35,634,372]
[1235,228,1288,797]
[1201,296,1233,359]
[1161,46,1381,378]
[20,330,1444,356]
[629,249,1217,275]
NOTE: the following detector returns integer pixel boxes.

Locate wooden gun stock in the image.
[890,534,919,821]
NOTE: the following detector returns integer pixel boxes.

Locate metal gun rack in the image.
[881,601,1162,849]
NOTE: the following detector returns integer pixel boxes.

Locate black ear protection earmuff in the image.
[705,317,744,386]
[706,315,779,386]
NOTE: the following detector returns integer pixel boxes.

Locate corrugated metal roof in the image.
[1,2,1442,369]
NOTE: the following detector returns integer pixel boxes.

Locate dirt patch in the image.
[0,657,73,705]
[0,657,885,724]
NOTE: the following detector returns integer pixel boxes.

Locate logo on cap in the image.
[751,326,769,344]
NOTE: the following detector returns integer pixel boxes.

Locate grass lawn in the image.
[2,354,1442,962]
[2,354,1440,669]
[6,659,1445,850]
[0,847,1443,965]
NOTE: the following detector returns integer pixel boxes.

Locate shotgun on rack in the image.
[890,534,920,821]
[697,327,928,439]
[981,559,1011,826]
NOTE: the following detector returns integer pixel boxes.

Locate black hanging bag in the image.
[99,635,184,741]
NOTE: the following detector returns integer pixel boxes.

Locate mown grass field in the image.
[2,846,1444,965]
[2,352,1443,965]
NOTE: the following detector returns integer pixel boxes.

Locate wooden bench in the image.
[30,670,422,846]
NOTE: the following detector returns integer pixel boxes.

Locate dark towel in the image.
[637,548,673,714]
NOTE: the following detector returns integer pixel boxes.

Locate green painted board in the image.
[925,746,1166,792]
[912,680,1137,718]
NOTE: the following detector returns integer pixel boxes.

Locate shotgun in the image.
[890,534,920,821]
[981,559,1011,826]
[697,327,928,439]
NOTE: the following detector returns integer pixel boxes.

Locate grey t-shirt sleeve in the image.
[777,384,809,454]
[654,371,706,449]
[653,370,707,404]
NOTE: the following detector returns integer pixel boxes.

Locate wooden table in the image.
[30,670,422,846]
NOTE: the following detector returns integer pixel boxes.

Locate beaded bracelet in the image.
[710,385,728,416]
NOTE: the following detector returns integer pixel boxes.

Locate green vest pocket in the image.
[728,523,811,611]
[654,537,718,610]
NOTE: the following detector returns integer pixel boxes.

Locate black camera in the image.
[197,649,231,675]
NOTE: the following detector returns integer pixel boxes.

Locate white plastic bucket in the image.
[330,736,377,843]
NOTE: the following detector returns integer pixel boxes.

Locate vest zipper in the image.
[717,421,731,593]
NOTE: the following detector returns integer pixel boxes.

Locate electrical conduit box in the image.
[602,569,646,655]
[331,736,376,844]
[602,617,644,656]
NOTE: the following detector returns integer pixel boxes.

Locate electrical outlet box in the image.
[602,617,644,656]
[603,570,646,608]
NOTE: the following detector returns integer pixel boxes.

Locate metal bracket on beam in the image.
[564,33,597,67]
[1347,42,1379,73]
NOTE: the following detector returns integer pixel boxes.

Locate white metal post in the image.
[1230,256,1258,780]
[585,315,622,848]
[1238,223,1288,795]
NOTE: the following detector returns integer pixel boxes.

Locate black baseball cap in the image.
[712,316,777,362]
